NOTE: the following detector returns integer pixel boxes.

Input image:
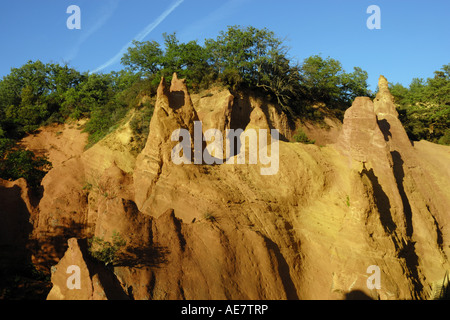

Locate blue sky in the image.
[0,0,449,90]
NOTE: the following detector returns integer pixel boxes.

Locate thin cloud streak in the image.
[91,0,184,74]
[65,0,120,62]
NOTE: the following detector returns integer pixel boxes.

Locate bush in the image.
[203,212,216,223]
[398,104,449,143]
[129,100,154,155]
[293,128,315,144]
[83,99,128,149]
[438,130,450,146]
[87,231,126,266]
[391,64,449,144]
[0,140,52,188]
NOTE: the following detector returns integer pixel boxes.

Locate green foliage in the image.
[2,26,446,159]
[121,40,163,75]
[293,128,315,144]
[0,139,52,188]
[61,73,115,119]
[438,129,450,146]
[82,181,93,192]
[160,32,213,89]
[389,82,410,105]
[0,60,83,138]
[300,55,343,104]
[205,26,285,84]
[0,60,152,187]
[206,25,305,114]
[122,34,214,91]
[0,60,145,151]
[121,26,370,116]
[73,74,154,149]
[88,231,126,266]
[82,97,128,149]
[129,99,155,155]
[300,55,371,110]
[116,77,158,109]
[391,63,450,143]
[81,78,158,149]
[203,212,216,223]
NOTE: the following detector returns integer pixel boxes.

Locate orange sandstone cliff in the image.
[5,74,449,300]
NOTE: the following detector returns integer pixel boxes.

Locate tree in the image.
[407,78,427,105]
[121,40,163,75]
[17,85,49,131]
[160,33,213,88]
[426,64,450,106]
[121,33,213,90]
[389,82,409,106]
[0,139,51,188]
[340,67,371,103]
[257,51,303,114]
[205,25,286,86]
[108,70,142,93]
[300,55,344,106]
[61,73,113,119]
[299,55,370,110]
[0,60,83,136]
[204,25,303,113]
[392,63,450,143]
[119,26,372,115]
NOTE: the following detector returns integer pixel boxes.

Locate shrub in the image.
[88,231,126,266]
[129,101,154,155]
[83,99,128,149]
[438,130,450,146]
[0,140,52,188]
[293,128,315,144]
[82,181,93,192]
[203,212,216,223]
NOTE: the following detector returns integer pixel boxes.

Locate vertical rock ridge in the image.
[133,74,200,215]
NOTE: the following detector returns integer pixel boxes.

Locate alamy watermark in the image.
[366,265,381,290]
[66,265,81,289]
[171,121,280,175]
[367,5,381,30]
[66,5,81,30]
[65,4,379,31]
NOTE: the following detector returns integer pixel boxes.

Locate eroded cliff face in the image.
[10,74,450,300]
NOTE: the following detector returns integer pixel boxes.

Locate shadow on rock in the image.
[344,290,374,300]
[114,245,169,269]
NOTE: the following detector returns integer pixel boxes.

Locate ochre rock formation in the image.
[46,238,129,300]
[11,73,450,300]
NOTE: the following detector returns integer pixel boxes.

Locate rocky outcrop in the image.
[373,75,450,289]
[133,74,199,216]
[11,73,450,300]
[47,238,129,300]
[337,96,389,163]
[336,94,408,239]
[335,75,450,296]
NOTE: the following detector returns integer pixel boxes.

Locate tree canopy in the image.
[121,25,371,115]
[0,25,447,188]
[390,63,450,144]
